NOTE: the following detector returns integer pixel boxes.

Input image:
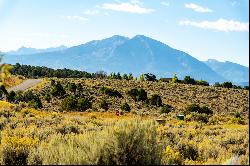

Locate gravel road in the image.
[7,79,42,92]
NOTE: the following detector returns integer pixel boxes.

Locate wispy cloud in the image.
[161,1,170,7]
[84,10,100,15]
[185,3,213,13]
[179,19,249,32]
[65,15,88,21]
[99,2,154,14]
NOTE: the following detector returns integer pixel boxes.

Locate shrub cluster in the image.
[60,96,92,111]
[6,90,43,109]
[147,94,162,107]
[127,88,147,102]
[186,104,213,115]
[99,87,122,98]
[160,104,172,114]
[121,103,131,112]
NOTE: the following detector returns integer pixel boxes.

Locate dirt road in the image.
[7,79,42,92]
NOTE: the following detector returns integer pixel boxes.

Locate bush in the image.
[177,140,199,160]
[183,76,196,85]
[99,87,122,98]
[161,146,183,165]
[149,94,162,107]
[186,104,213,115]
[97,120,162,165]
[144,73,157,82]
[100,99,109,111]
[121,103,131,112]
[160,104,172,114]
[222,82,233,88]
[27,119,162,165]
[44,93,51,103]
[0,85,8,97]
[127,88,147,102]
[51,82,66,97]
[60,96,92,112]
[28,99,43,109]
[7,91,16,102]
[243,86,249,90]
[192,112,210,123]
[169,74,178,84]
[67,83,77,93]
[60,96,77,111]
[235,111,242,119]
[77,98,92,111]
[228,117,245,125]
[196,80,209,86]
[0,136,38,165]
[50,79,55,86]
[76,83,83,92]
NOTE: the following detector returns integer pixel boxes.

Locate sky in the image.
[0,0,249,66]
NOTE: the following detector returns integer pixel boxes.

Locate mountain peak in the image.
[132,35,152,40]
[105,35,129,42]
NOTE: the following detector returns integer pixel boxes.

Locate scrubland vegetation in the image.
[0,63,249,165]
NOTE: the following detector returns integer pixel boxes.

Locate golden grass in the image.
[4,76,24,88]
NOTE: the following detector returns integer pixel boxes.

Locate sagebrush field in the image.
[0,76,249,165]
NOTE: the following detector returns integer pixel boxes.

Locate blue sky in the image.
[0,0,249,66]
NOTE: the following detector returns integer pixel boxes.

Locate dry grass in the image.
[4,75,24,88]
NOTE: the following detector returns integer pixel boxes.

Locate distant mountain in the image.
[204,59,249,84]
[3,35,228,83]
[7,45,67,55]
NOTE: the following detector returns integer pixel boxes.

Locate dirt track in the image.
[7,79,42,92]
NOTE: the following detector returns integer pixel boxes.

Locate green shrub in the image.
[51,82,66,97]
[99,87,122,98]
[67,83,77,93]
[0,85,8,97]
[27,119,162,165]
[196,80,209,86]
[235,111,241,119]
[121,103,131,112]
[60,96,77,111]
[28,99,43,109]
[50,79,55,86]
[77,98,92,111]
[192,112,209,123]
[144,73,157,82]
[222,82,233,88]
[97,120,161,165]
[7,91,16,102]
[127,88,147,102]
[186,104,213,115]
[100,99,109,111]
[160,104,172,114]
[177,140,199,160]
[149,94,162,107]
[183,76,196,85]
[44,93,51,103]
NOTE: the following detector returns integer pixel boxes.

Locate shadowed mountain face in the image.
[204,59,249,85]
[2,35,233,83]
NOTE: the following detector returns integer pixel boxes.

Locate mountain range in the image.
[2,35,249,84]
[7,45,67,55]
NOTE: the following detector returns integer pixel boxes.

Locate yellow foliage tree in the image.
[0,54,13,86]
